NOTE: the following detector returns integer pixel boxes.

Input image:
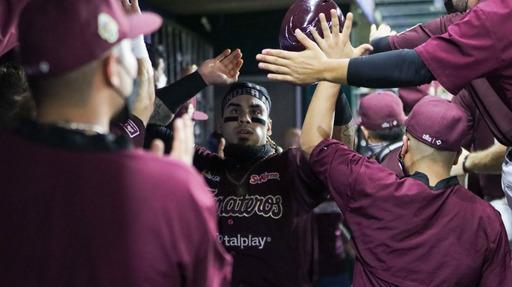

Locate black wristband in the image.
[156,71,207,113]
[334,93,352,126]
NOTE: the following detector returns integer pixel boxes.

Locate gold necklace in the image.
[224,155,271,196]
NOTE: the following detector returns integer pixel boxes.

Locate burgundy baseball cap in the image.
[398,84,431,114]
[358,91,406,131]
[17,0,162,76]
[175,97,209,121]
[0,0,31,58]
[405,96,467,151]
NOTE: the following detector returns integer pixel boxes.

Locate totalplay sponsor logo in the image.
[218,234,271,250]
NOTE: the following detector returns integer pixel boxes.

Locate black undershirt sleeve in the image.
[156,71,208,113]
[370,36,392,54]
[347,49,435,88]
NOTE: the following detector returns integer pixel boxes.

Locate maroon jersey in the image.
[388,10,512,146]
[414,0,512,145]
[310,139,512,286]
[453,90,504,200]
[0,123,232,287]
[194,146,327,287]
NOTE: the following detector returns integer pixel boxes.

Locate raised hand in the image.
[310,11,373,59]
[198,49,244,85]
[369,23,396,43]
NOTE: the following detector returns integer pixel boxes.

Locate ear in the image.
[400,135,409,157]
[267,118,273,136]
[103,53,120,88]
[453,149,463,166]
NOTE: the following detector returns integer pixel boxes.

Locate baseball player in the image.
[257,1,512,208]
[301,87,512,285]
[0,0,231,286]
[193,80,353,286]
[357,91,406,176]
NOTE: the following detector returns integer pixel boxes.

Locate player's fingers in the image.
[310,28,325,49]
[259,49,296,60]
[214,49,232,62]
[258,62,291,75]
[218,138,226,158]
[319,13,331,39]
[295,29,320,51]
[340,12,353,43]
[256,54,291,68]
[354,44,374,56]
[150,139,165,156]
[330,9,340,35]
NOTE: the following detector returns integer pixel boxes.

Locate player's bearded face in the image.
[222,95,271,146]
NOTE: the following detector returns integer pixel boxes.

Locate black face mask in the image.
[111,78,141,124]
[444,0,468,14]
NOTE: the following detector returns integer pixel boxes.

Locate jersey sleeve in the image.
[309,139,403,211]
[193,145,223,173]
[478,220,512,287]
[415,7,502,94]
[389,12,464,50]
[181,170,233,287]
[287,148,329,210]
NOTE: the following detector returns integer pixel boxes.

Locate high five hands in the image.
[256,11,372,85]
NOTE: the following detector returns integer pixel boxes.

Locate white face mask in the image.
[156,73,168,89]
[502,148,512,209]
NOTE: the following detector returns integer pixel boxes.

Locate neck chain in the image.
[53,121,109,135]
[224,154,272,196]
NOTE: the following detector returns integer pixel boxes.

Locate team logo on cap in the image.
[422,134,442,146]
[98,13,119,44]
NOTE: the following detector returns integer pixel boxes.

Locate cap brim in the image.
[192,111,209,121]
[126,12,162,38]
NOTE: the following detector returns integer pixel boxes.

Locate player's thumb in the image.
[150,139,165,157]
[354,44,373,56]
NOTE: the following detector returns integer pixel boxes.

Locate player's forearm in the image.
[347,49,434,88]
[465,143,507,174]
[132,58,156,127]
[301,81,339,157]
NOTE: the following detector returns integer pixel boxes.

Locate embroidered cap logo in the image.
[98,13,119,44]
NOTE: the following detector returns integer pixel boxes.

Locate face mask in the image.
[156,73,168,89]
[111,78,141,124]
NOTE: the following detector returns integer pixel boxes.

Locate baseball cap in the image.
[398,84,431,114]
[405,96,467,151]
[358,91,406,131]
[0,0,30,57]
[17,0,162,77]
[175,97,209,121]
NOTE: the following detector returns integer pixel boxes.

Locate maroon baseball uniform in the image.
[309,139,512,286]
[0,123,232,287]
[413,0,512,145]
[194,146,327,286]
[453,90,504,200]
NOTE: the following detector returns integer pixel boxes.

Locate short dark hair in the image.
[368,126,404,142]
[0,63,34,128]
